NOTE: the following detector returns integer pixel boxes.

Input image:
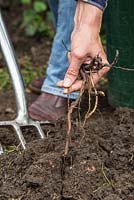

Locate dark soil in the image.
[0,91,134,200]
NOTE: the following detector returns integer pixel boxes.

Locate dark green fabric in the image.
[105,0,134,108]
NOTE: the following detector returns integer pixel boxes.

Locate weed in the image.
[3,145,19,154]
[0,65,46,90]
[20,0,52,37]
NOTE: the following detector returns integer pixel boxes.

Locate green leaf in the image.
[23,10,35,25]
[34,15,46,33]
[25,23,37,36]
[47,11,53,22]
[33,1,47,13]
[21,0,31,4]
[38,21,46,32]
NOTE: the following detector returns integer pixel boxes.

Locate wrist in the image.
[74,0,103,32]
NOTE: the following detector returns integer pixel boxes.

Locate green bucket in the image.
[105,0,134,108]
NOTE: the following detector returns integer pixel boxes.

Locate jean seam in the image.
[41,86,79,99]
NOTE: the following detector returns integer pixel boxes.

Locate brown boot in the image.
[29,92,68,122]
[28,77,44,94]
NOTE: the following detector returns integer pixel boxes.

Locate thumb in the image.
[67,52,71,64]
[63,56,83,88]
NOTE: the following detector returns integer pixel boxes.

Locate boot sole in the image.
[28,84,41,94]
[29,112,55,125]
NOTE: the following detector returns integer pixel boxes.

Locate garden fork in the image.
[0,10,48,152]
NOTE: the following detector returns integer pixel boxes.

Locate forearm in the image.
[74,1,103,35]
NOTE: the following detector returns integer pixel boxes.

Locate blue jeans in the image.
[47,0,58,27]
[41,0,79,99]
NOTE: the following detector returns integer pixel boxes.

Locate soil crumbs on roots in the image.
[0,91,134,200]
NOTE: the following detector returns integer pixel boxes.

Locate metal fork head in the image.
[0,10,49,151]
[0,119,50,150]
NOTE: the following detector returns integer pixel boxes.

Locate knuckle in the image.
[72,50,85,60]
[67,68,78,77]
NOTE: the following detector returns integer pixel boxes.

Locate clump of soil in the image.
[0,91,133,200]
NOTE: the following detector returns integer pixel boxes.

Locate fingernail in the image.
[64,78,72,87]
[64,88,69,94]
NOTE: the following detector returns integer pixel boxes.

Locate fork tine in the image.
[13,124,26,150]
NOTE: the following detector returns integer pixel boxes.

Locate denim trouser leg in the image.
[47,0,58,27]
[42,0,79,99]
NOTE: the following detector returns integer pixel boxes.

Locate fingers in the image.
[57,65,110,94]
[57,68,110,94]
[57,58,110,94]
[97,39,109,64]
[83,56,92,64]
[92,66,110,85]
[63,52,84,88]
[57,80,64,87]
[57,79,83,94]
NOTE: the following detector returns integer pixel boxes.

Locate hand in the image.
[57,1,110,93]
